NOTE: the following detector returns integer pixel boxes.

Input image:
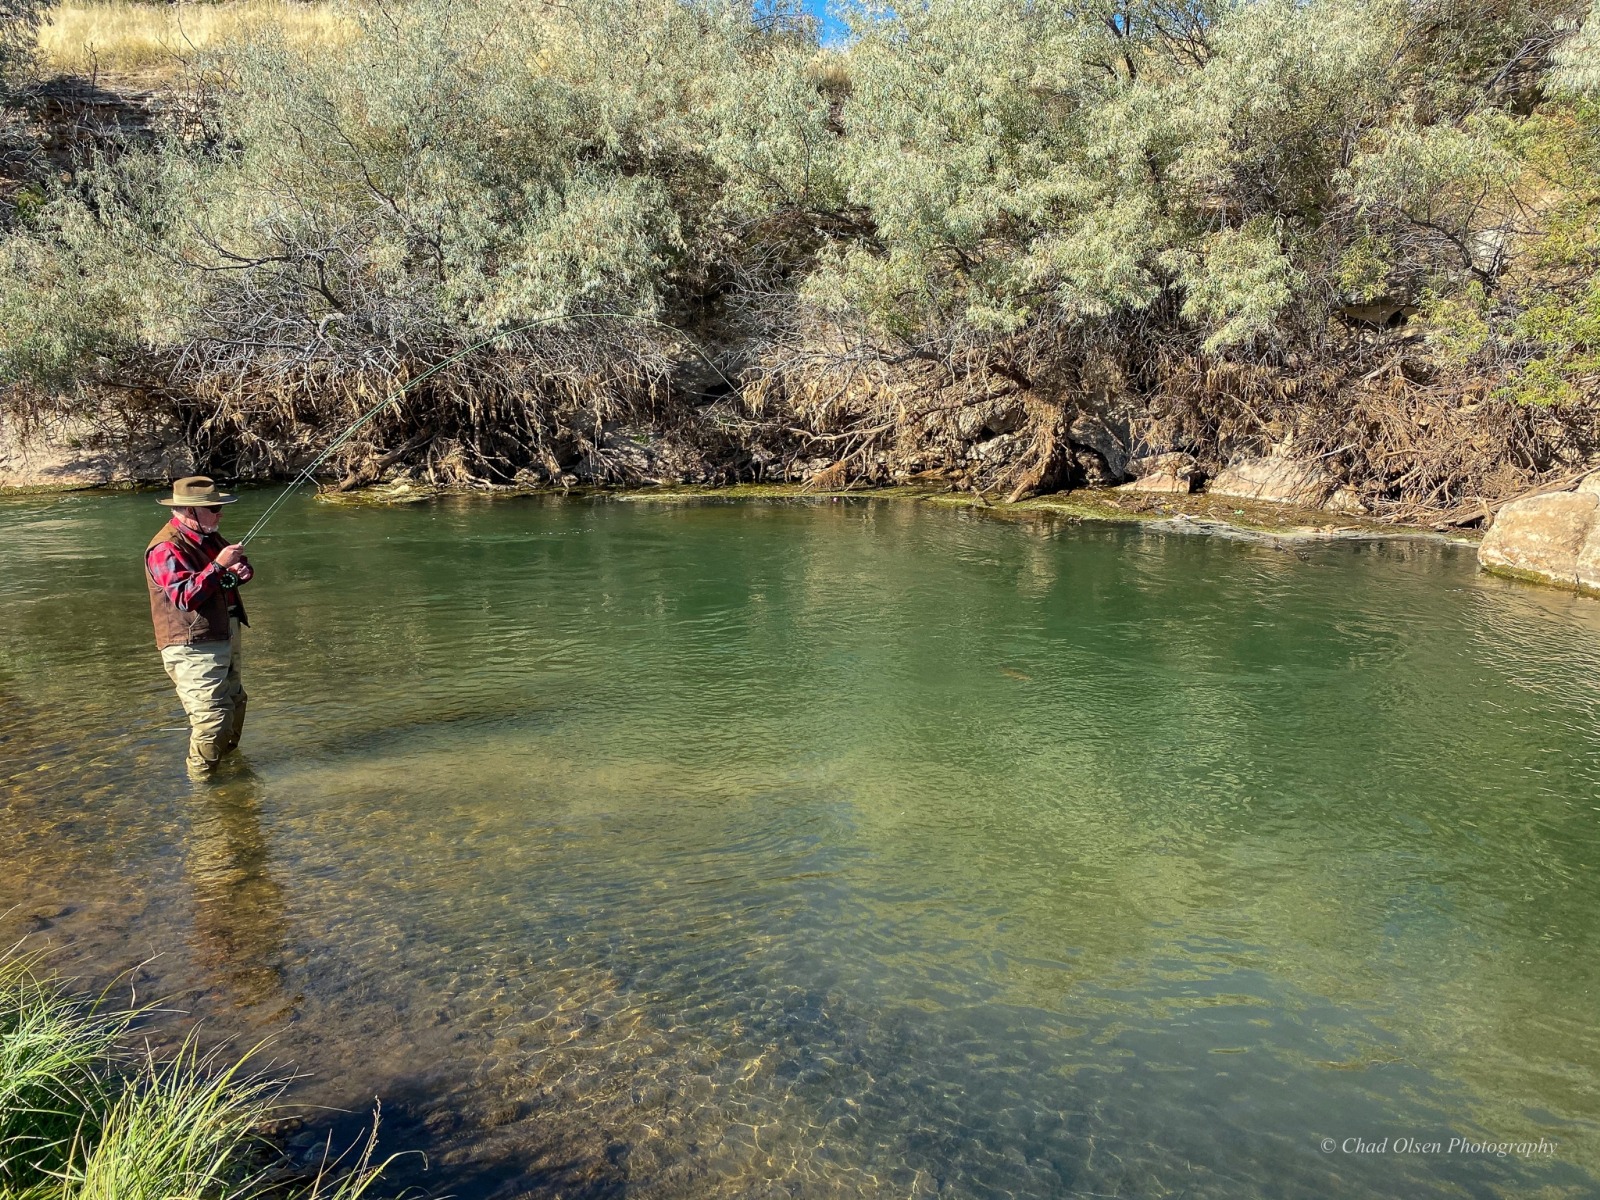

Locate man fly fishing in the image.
[132,317,723,779]
[145,476,255,778]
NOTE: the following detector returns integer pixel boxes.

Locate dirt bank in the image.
[0,411,192,493]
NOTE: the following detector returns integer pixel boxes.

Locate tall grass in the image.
[37,1,353,76]
[0,948,391,1200]
[0,949,132,1194]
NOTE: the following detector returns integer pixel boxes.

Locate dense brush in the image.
[2,0,1598,518]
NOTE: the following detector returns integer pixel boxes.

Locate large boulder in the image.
[1576,524,1600,593]
[1479,490,1600,589]
[954,399,1027,440]
[1208,455,1335,507]
[0,437,107,490]
[1068,413,1131,479]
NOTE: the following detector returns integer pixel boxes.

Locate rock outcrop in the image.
[1479,480,1600,593]
[1324,485,1369,515]
[1,416,192,491]
[1067,413,1132,480]
[1207,454,1335,507]
[1118,452,1201,494]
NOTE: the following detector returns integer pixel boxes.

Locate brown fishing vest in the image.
[145,523,248,650]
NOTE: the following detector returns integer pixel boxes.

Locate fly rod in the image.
[236,312,737,548]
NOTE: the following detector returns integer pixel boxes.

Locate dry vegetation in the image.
[37,0,351,76]
[2,0,1598,519]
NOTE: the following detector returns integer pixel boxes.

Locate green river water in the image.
[2,490,1598,1199]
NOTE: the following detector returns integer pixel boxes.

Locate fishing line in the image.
[237,312,739,547]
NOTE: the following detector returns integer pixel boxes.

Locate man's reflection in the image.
[187,770,293,1020]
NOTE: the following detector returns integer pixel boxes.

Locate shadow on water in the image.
[259,702,563,769]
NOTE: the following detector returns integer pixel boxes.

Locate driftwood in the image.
[1422,464,1600,529]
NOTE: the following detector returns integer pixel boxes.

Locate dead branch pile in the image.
[738,311,1600,525]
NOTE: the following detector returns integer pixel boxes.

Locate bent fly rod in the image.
[236,312,737,548]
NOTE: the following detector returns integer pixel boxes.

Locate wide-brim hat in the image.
[156,475,239,507]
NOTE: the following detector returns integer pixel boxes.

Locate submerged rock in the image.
[1479,483,1600,592]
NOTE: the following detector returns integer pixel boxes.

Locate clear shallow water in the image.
[3,491,1599,1199]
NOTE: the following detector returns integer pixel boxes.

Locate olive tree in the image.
[1,0,50,88]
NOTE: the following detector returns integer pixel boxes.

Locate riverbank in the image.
[0,412,192,494]
[0,395,1552,554]
[17,407,1564,580]
[0,467,1463,544]
[1,458,1486,552]
[306,477,1482,549]
[0,407,1467,540]
[4,1,1598,531]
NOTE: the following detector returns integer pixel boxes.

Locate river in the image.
[2,490,1598,1198]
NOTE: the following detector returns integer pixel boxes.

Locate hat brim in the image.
[157,494,238,506]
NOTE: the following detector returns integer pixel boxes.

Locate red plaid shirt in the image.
[145,519,250,614]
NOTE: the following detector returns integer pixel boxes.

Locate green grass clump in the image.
[0,949,131,1194]
[0,947,391,1200]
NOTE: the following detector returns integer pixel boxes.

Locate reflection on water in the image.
[3,491,1600,1198]
[187,772,293,1020]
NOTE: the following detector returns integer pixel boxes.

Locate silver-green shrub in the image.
[1,0,1594,504]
